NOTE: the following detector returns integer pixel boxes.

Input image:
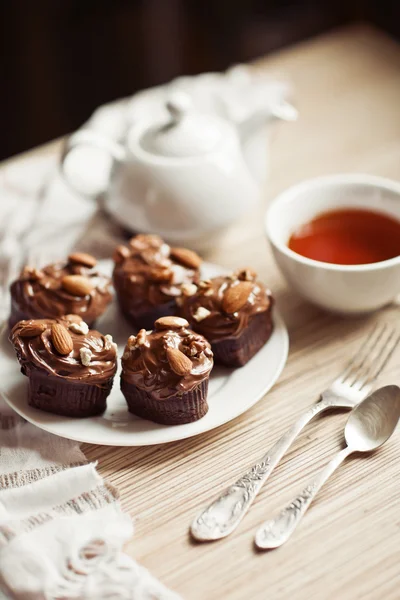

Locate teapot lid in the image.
[139,91,224,158]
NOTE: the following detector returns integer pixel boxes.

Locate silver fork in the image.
[190,324,400,541]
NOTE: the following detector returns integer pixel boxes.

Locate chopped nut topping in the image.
[141,248,165,267]
[193,307,211,322]
[149,267,173,282]
[189,340,206,356]
[199,279,211,289]
[113,245,131,263]
[136,329,150,347]
[64,314,83,323]
[22,266,44,281]
[170,265,187,285]
[80,347,93,366]
[236,267,257,282]
[69,321,89,335]
[104,333,118,351]
[127,335,137,348]
[181,283,198,297]
[130,234,163,250]
[160,243,170,256]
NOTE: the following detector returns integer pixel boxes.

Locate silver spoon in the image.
[255,385,400,550]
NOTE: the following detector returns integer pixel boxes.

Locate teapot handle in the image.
[60,129,127,197]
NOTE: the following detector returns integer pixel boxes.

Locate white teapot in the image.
[61,72,296,248]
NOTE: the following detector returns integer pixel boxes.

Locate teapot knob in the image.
[166,91,192,123]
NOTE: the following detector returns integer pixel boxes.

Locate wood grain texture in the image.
[8,23,400,600]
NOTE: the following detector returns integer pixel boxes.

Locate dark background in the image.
[1,0,399,161]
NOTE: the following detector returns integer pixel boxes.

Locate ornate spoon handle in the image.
[191,396,339,541]
[255,446,352,549]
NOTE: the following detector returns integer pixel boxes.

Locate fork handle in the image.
[255,446,352,549]
[190,396,338,541]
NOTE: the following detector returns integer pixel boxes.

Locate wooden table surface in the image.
[5,23,400,600]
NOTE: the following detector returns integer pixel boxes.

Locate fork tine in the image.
[338,323,386,384]
[354,331,400,391]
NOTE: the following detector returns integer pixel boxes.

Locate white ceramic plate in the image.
[0,263,288,446]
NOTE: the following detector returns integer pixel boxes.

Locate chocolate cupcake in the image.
[180,268,273,367]
[121,316,213,425]
[9,252,112,329]
[112,234,201,330]
[9,316,118,417]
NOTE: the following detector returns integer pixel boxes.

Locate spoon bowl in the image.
[255,384,400,549]
[345,385,400,452]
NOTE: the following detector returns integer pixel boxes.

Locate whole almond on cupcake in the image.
[112,234,201,330]
[180,268,273,367]
[9,252,112,329]
[120,316,213,424]
[9,317,117,417]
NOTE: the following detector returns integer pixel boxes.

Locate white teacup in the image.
[265,174,400,314]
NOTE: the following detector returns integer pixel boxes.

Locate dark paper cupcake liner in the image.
[121,378,209,425]
[28,370,114,417]
[211,309,274,368]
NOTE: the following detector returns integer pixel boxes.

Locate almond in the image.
[19,323,47,337]
[68,252,97,268]
[166,347,192,376]
[155,316,189,330]
[113,245,131,263]
[51,323,73,355]
[170,247,202,269]
[222,281,254,314]
[61,275,94,296]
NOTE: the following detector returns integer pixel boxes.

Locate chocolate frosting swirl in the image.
[112,234,201,320]
[121,317,213,400]
[10,318,117,384]
[180,269,273,341]
[10,257,112,326]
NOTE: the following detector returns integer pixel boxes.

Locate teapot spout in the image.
[238,101,298,145]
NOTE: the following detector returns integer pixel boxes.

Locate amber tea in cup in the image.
[288,208,400,265]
